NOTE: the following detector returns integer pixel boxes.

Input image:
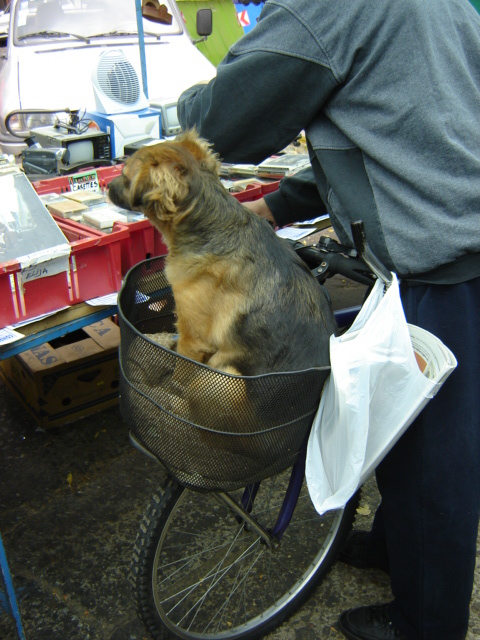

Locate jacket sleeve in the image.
[178,6,337,164]
[264,167,326,227]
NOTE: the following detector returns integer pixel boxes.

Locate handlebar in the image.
[287,236,376,287]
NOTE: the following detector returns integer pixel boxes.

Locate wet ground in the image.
[1,274,479,640]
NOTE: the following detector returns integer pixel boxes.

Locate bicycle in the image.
[117,230,376,640]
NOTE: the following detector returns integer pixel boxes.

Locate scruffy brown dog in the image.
[109,130,337,376]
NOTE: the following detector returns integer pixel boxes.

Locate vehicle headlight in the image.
[6,112,58,138]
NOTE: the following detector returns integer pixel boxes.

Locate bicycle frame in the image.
[213,300,361,549]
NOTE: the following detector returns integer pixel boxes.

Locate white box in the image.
[86,109,161,158]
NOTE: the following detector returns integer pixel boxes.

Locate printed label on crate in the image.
[20,253,70,283]
[68,170,100,192]
[18,244,71,268]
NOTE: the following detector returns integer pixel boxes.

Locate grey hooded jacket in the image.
[178,0,480,283]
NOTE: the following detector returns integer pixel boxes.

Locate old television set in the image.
[30,126,112,165]
[150,99,181,137]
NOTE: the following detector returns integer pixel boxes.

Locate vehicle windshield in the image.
[14,0,183,44]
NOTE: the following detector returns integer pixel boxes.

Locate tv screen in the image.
[66,139,94,165]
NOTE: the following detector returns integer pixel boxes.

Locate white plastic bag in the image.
[306,273,457,515]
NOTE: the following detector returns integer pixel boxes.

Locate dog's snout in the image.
[108,176,131,210]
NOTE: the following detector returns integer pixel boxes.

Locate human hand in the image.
[242,198,276,225]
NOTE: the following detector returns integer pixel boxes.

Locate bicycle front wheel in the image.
[131,472,358,640]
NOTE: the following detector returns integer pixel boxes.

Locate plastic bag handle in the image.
[351,221,392,287]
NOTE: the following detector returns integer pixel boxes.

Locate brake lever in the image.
[310,252,375,286]
[287,238,375,286]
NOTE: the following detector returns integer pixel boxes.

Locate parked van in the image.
[0,0,216,157]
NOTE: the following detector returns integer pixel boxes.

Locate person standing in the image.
[177,1,480,638]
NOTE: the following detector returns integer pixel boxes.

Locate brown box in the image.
[0,319,120,428]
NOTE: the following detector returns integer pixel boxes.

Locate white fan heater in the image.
[87,49,161,157]
[92,49,150,114]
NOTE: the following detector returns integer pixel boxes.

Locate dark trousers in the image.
[368,277,480,640]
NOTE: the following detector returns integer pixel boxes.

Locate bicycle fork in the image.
[212,439,308,549]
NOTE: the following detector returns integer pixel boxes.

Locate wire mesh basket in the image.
[118,257,330,492]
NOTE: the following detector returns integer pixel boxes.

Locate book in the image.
[226,164,258,178]
[221,154,311,180]
[45,198,88,219]
[256,154,311,178]
[64,190,106,206]
[81,204,129,229]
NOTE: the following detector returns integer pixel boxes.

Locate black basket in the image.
[118,257,330,492]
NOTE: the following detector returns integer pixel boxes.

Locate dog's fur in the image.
[109,130,337,377]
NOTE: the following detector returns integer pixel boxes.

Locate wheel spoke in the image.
[161,530,261,616]
[186,538,265,633]
[132,478,359,639]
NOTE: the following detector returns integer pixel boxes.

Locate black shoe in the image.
[338,604,409,640]
[338,530,389,572]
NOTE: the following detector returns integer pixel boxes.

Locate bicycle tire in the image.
[131,473,359,640]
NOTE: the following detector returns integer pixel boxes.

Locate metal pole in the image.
[0,533,27,640]
[134,0,149,99]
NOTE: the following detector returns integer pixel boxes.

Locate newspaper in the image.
[408,323,457,383]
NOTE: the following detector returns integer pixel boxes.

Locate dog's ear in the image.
[175,129,221,175]
[125,130,219,224]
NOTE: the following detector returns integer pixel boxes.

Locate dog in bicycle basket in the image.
[110,130,336,490]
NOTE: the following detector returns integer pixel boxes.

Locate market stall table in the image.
[0,301,117,361]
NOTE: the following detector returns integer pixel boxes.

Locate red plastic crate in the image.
[229,180,281,202]
[111,219,168,275]
[96,165,124,190]
[31,174,71,195]
[54,216,168,278]
[260,180,281,195]
[54,217,128,302]
[0,218,127,328]
[230,183,264,202]
[32,167,170,276]
[1,258,73,329]
[31,165,125,195]
[29,167,279,282]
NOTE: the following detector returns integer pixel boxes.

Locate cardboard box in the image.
[0,319,120,428]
